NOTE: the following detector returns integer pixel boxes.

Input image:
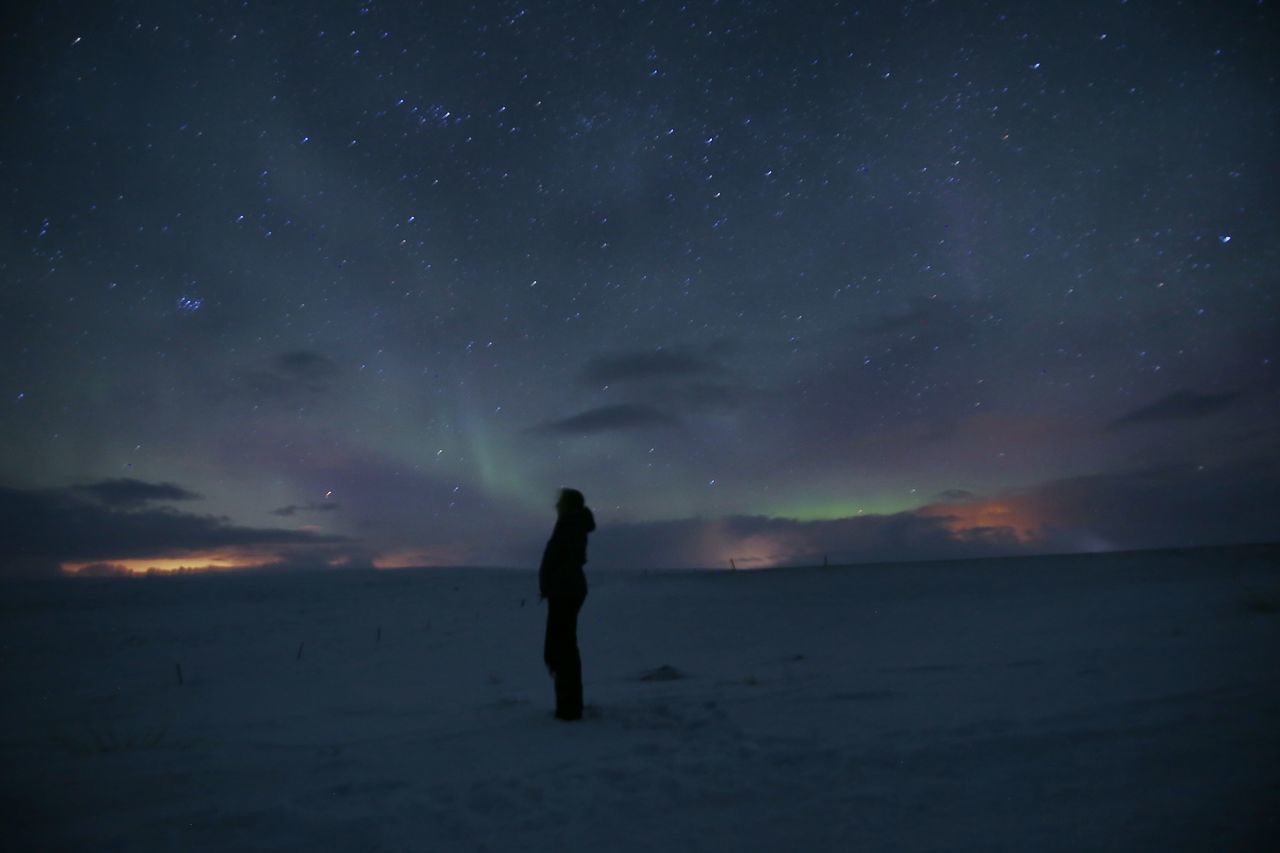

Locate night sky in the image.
[2,1,1277,576]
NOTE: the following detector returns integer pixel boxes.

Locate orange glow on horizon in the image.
[373,545,472,569]
[61,551,285,576]
[919,498,1041,543]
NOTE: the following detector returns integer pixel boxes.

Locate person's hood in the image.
[561,507,596,533]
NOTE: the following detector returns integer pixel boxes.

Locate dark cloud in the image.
[234,350,342,398]
[534,404,677,436]
[1016,457,1280,551]
[579,518,720,569]
[0,484,345,578]
[568,348,747,433]
[75,478,201,507]
[587,511,1027,570]
[270,501,341,517]
[1108,390,1242,430]
[275,351,340,380]
[934,489,978,502]
[581,349,716,385]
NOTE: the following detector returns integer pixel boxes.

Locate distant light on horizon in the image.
[61,551,285,576]
[372,546,473,570]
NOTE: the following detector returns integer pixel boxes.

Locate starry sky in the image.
[2,0,1277,576]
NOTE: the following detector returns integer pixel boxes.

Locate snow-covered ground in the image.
[2,545,1277,851]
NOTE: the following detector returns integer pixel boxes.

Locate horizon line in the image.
[27,539,1280,580]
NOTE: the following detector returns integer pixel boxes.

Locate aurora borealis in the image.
[2,1,1276,575]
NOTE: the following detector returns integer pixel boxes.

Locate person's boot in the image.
[554,675,582,720]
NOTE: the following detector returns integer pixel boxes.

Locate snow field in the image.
[1,545,1277,851]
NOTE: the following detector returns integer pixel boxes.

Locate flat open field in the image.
[2,545,1277,851]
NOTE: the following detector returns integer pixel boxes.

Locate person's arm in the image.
[538,527,560,599]
[538,543,550,599]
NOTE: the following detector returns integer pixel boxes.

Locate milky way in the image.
[2,1,1276,574]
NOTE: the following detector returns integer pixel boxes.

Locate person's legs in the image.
[543,600,559,676]
[551,594,585,719]
[544,597,573,683]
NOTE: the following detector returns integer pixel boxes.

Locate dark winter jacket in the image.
[539,507,595,599]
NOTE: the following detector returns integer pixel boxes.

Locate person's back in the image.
[539,504,595,599]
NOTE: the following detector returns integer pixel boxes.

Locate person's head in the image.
[556,487,585,514]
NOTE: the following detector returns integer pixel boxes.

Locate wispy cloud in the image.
[580,348,716,385]
[270,501,342,517]
[75,478,201,507]
[1108,389,1241,430]
[534,404,678,435]
[234,350,342,398]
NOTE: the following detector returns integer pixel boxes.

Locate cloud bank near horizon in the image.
[584,455,1279,569]
[4,452,1274,577]
[0,482,346,577]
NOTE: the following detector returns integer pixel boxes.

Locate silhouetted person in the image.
[539,487,595,721]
